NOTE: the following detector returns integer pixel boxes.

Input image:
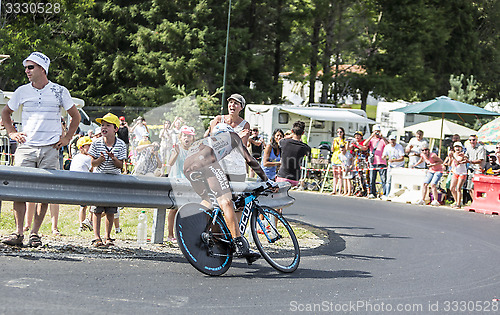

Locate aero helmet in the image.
[212,123,234,136]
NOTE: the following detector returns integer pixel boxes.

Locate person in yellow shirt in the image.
[330,127,348,195]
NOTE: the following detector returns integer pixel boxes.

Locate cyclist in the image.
[183,123,276,263]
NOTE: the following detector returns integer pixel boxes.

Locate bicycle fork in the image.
[255,207,282,243]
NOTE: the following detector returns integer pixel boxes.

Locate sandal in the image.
[2,233,24,246]
[104,238,115,247]
[91,239,106,248]
[28,234,42,248]
[52,229,61,236]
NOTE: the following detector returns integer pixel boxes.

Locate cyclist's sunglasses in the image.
[25,65,36,70]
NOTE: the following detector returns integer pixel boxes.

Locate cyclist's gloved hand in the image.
[266,179,278,188]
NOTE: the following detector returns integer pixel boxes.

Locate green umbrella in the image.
[391,96,498,154]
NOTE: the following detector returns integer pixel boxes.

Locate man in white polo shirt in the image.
[406,130,428,168]
[382,134,405,199]
[1,51,81,247]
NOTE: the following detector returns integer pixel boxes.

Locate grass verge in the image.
[0,201,156,241]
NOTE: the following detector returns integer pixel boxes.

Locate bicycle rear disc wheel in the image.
[251,206,300,273]
[175,203,233,276]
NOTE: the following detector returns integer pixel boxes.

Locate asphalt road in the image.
[1,192,500,314]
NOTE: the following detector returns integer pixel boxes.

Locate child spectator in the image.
[133,133,162,176]
[166,126,196,243]
[338,144,353,196]
[69,136,94,232]
[168,126,195,179]
[88,113,127,247]
[449,142,468,208]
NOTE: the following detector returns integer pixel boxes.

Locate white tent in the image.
[403,119,476,139]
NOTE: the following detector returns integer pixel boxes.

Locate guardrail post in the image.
[151,208,167,244]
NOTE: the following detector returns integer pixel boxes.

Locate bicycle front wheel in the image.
[251,206,300,273]
[175,203,233,276]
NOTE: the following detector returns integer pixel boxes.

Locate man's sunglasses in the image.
[25,65,35,70]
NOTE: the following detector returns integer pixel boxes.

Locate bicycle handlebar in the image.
[252,182,277,196]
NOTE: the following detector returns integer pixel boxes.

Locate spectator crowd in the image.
[0,51,497,249]
[315,125,493,211]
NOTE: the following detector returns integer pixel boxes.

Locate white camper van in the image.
[245,104,375,148]
[0,90,97,134]
[376,101,429,137]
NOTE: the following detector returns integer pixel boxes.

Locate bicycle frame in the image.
[205,191,279,247]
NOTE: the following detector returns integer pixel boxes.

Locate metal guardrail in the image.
[0,165,294,243]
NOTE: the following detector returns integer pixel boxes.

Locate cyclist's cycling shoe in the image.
[233,236,261,265]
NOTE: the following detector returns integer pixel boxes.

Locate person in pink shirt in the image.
[365,125,388,198]
[413,145,444,206]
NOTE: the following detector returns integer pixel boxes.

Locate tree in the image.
[366,0,496,103]
[448,74,478,104]
[0,0,94,91]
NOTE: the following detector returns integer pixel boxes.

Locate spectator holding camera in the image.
[365,125,388,198]
[406,130,428,169]
[382,134,405,199]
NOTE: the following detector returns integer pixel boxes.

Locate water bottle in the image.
[137,210,147,245]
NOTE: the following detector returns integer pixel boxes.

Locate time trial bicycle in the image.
[175,183,300,276]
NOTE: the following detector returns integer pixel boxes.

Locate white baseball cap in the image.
[23,52,50,74]
[372,124,381,131]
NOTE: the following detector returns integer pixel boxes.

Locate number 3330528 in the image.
[3,2,61,14]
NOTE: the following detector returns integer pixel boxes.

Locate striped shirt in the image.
[88,137,127,174]
[7,81,74,146]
